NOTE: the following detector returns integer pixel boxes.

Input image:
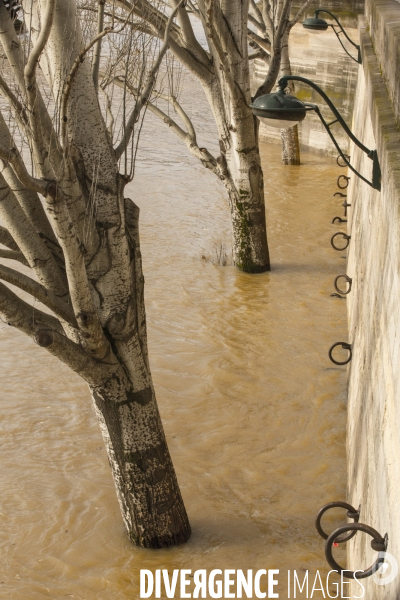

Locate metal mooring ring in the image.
[332,216,347,224]
[331,232,351,251]
[329,342,352,365]
[326,524,388,579]
[316,501,360,544]
[337,154,350,168]
[337,175,350,189]
[334,274,353,295]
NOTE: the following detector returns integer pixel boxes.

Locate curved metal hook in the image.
[331,232,351,251]
[316,501,360,543]
[329,342,352,365]
[337,175,350,189]
[334,274,352,295]
[330,293,346,299]
[334,192,347,198]
[332,217,347,224]
[326,524,388,579]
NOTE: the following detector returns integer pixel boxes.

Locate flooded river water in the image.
[0,68,350,598]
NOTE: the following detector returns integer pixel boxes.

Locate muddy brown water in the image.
[0,70,351,598]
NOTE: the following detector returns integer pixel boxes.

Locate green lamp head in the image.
[250,88,307,129]
[302,15,329,32]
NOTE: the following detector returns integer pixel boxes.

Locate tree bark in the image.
[0,0,191,548]
[198,5,271,273]
[224,150,270,273]
[281,125,300,165]
[90,377,191,547]
[87,199,191,547]
[279,30,301,165]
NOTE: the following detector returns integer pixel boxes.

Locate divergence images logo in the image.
[372,552,398,586]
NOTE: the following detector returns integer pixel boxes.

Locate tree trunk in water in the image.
[90,378,191,547]
[0,0,191,549]
[88,199,191,548]
[281,125,300,165]
[280,30,301,165]
[224,156,270,273]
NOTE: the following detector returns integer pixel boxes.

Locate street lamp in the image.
[250,76,381,191]
[302,9,362,64]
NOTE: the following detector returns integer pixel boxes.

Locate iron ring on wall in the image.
[329,342,352,365]
[326,523,387,579]
[331,232,351,251]
[316,501,360,544]
[337,175,350,189]
[334,274,353,295]
[337,154,350,168]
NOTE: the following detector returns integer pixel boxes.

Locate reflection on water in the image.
[0,68,350,598]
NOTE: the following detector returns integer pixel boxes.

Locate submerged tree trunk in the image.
[91,379,191,547]
[280,30,301,165]
[199,14,271,273]
[224,149,270,273]
[0,0,191,547]
[281,125,300,165]
[88,199,191,547]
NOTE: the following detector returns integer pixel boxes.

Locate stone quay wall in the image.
[345,1,400,597]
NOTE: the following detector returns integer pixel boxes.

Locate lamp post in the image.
[250,76,381,191]
[302,9,361,64]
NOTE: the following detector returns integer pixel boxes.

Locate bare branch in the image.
[168,0,209,63]
[92,0,106,91]
[0,264,76,325]
[114,0,186,160]
[111,0,213,82]
[248,14,267,36]
[249,49,268,60]
[100,87,115,138]
[0,249,28,266]
[0,74,29,129]
[0,2,63,179]
[109,74,222,177]
[0,163,60,252]
[248,29,271,53]
[61,5,135,146]
[25,0,56,84]
[254,0,291,98]
[261,0,274,41]
[250,0,264,26]
[0,281,112,386]
[0,226,19,252]
[0,144,49,196]
[0,173,68,294]
[289,0,315,28]
[41,193,110,359]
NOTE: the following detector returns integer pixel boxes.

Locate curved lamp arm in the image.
[315,9,362,64]
[278,75,381,191]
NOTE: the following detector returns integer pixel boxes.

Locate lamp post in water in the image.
[302,9,362,64]
[251,76,381,191]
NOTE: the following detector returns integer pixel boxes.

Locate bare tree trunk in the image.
[281,125,300,165]
[200,16,271,272]
[88,199,191,547]
[224,150,270,273]
[280,30,301,165]
[90,374,191,547]
[0,0,191,548]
